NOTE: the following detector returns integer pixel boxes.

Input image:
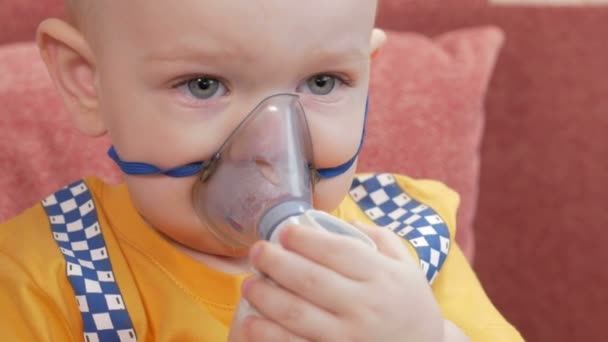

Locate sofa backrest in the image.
[377,4,608,342]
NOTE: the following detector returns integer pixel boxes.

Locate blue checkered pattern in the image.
[350,174,451,284]
[42,181,137,342]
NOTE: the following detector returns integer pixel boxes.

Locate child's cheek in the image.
[313,166,358,212]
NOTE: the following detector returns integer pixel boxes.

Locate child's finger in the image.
[249,241,359,313]
[241,315,311,342]
[352,222,412,263]
[277,225,384,282]
[243,275,338,342]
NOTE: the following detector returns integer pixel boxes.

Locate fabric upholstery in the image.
[0,0,64,45]
[377,4,608,342]
[0,43,120,222]
[360,27,504,261]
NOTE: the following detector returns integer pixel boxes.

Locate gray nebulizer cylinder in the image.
[259,199,377,245]
[257,199,312,242]
[233,200,378,322]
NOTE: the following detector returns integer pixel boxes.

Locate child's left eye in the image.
[177,76,228,100]
[298,74,344,95]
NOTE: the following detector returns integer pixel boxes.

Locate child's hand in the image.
[233,223,446,342]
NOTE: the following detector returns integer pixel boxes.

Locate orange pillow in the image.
[359,27,504,260]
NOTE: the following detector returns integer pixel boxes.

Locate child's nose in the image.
[226,106,285,162]
[227,94,307,163]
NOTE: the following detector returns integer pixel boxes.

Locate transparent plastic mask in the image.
[192,94,315,248]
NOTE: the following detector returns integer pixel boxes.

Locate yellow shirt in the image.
[0,174,523,341]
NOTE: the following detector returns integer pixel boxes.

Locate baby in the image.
[0,0,523,341]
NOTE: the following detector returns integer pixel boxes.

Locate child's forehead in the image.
[93,1,376,38]
[100,0,376,16]
[87,1,377,64]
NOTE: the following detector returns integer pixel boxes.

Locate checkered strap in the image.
[350,174,451,284]
[42,180,137,342]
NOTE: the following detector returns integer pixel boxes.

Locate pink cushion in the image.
[0,43,121,222]
[358,27,504,260]
[0,27,503,261]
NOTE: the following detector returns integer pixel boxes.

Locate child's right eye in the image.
[176,76,228,100]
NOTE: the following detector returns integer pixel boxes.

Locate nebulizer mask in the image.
[108,93,376,316]
[191,94,377,250]
[109,93,375,247]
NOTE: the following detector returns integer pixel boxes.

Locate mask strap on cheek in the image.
[315,96,369,179]
[107,146,204,178]
[107,96,370,179]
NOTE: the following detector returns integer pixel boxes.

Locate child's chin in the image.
[184,238,251,259]
[213,243,251,258]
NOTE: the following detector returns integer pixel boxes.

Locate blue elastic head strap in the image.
[315,98,369,178]
[107,148,206,178]
[108,97,369,180]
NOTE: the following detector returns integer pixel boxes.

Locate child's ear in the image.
[370,28,387,60]
[36,18,106,137]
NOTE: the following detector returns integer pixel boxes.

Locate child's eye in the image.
[179,77,228,100]
[299,74,343,95]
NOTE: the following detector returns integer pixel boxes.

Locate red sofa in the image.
[374,3,608,342]
[1,1,607,341]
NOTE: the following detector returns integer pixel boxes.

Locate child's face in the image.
[62,0,380,256]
